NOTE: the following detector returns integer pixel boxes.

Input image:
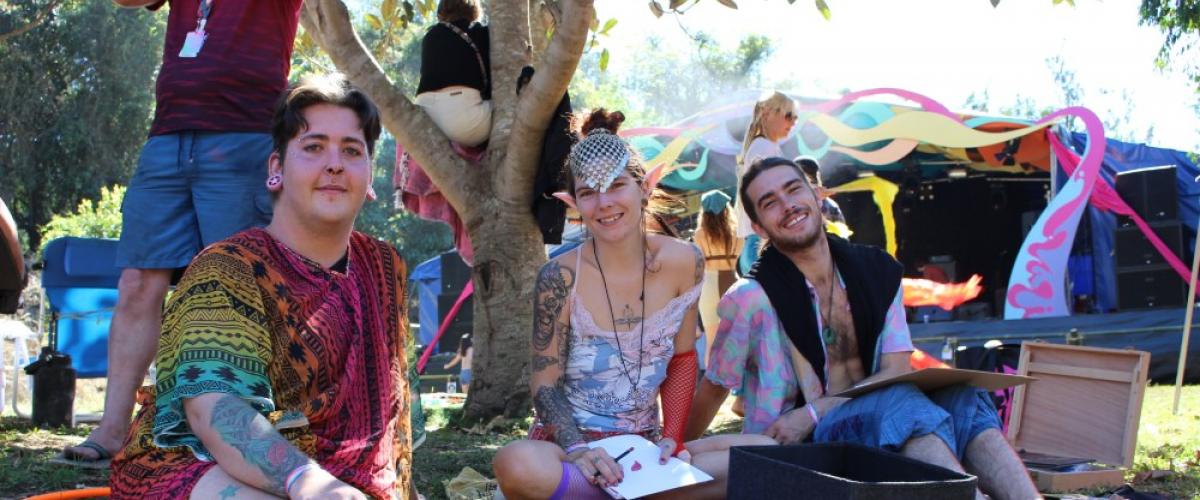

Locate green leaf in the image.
[601,18,617,35]
[717,0,738,8]
[599,48,610,71]
[1052,0,1063,4]
[366,13,383,31]
[590,14,599,32]
[382,0,396,22]
[649,1,664,17]
[815,0,831,20]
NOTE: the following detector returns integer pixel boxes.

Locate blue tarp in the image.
[1066,133,1200,312]
[409,256,441,349]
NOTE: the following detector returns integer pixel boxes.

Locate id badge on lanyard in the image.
[179,0,212,58]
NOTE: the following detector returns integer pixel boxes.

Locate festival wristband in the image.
[565,442,589,455]
[285,462,320,496]
[806,403,820,426]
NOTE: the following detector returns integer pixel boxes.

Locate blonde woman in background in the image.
[735,91,797,275]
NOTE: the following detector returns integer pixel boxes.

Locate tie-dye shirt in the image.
[563,280,704,434]
[705,273,913,434]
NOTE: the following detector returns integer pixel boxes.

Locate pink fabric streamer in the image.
[1048,133,1190,281]
[417,280,474,374]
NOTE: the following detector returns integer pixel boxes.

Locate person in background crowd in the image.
[415,0,492,147]
[734,91,796,276]
[64,0,305,465]
[443,334,474,395]
[692,190,741,368]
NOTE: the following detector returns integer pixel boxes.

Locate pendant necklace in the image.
[821,260,838,346]
[593,237,646,389]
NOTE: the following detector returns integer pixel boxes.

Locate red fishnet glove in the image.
[661,349,698,455]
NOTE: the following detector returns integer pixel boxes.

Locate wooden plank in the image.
[1121,352,1150,467]
[1007,347,1033,443]
[1026,362,1135,383]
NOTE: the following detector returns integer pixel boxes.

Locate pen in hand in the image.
[593,446,637,481]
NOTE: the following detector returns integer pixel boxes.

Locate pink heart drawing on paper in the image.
[631,461,642,471]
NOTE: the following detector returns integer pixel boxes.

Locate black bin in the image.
[728,443,977,500]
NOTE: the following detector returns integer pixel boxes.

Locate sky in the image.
[592,0,1200,152]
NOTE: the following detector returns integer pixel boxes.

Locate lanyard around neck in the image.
[195,0,213,32]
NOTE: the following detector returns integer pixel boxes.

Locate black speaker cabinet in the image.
[1116,265,1184,310]
[1115,165,1178,226]
[1114,221,1182,268]
[439,251,472,294]
[437,293,473,352]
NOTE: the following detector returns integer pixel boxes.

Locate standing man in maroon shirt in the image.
[63,0,303,463]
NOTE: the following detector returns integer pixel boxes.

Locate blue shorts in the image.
[814,383,1001,460]
[117,132,273,269]
[459,369,472,386]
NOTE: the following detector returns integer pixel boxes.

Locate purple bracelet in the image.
[565,442,589,455]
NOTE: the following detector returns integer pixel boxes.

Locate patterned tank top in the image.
[562,247,703,435]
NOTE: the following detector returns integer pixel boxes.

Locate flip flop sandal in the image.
[52,440,114,469]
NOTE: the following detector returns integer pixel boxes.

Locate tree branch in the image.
[497,0,593,207]
[0,0,61,44]
[531,0,560,59]
[299,0,487,218]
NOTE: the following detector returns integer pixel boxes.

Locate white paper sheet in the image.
[587,434,714,499]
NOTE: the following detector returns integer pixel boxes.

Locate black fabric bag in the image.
[531,91,574,244]
[955,343,1021,431]
[728,444,977,500]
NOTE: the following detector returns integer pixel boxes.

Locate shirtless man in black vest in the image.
[686,158,1039,500]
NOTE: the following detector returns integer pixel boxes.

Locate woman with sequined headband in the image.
[492,109,774,500]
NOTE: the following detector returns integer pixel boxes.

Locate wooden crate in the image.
[1006,342,1150,492]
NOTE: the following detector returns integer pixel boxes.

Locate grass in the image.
[0,385,1196,499]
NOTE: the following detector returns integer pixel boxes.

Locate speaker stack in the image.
[1113,165,1184,310]
[437,251,473,353]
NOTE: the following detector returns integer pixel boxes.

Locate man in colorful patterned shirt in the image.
[109,75,412,499]
[686,157,1039,500]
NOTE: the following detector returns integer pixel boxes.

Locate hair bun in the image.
[577,108,626,136]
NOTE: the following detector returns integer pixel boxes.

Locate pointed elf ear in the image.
[552,191,577,210]
[366,184,378,201]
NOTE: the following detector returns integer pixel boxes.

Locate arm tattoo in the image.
[532,354,559,372]
[533,261,573,353]
[534,384,584,448]
[691,243,705,285]
[210,394,312,495]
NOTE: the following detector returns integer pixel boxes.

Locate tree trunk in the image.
[463,203,545,418]
[301,0,594,422]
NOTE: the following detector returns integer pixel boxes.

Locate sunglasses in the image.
[782,111,798,121]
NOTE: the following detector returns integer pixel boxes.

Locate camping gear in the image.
[24,237,121,425]
[25,347,75,428]
[1007,342,1150,492]
[38,237,121,378]
[728,443,977,499]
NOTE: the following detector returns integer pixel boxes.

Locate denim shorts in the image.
[116,131,273,269]
[814,383,1001,461]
